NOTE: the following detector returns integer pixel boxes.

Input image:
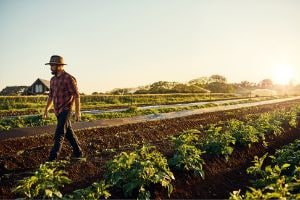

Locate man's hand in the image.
[74,97,81,122]
[43,110,49,119]
[44,96,52,120]
[75,111,81,122]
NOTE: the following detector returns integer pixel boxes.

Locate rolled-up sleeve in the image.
[68,76,80,98]
[49,79,53,98]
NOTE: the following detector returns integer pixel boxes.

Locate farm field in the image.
[0,93,239,115]
[0,96,298,140]
[3,1,300,199]
[0,93,253,131]
[0,98,300,199]
[0,95,291,132]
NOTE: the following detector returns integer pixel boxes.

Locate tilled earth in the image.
[0,99,300,199]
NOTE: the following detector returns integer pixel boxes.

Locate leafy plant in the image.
[252,113,283,136]
[226,119,260,148]
[0,114,56,131]
[247,153,293,189]
[126,106,139,113]
[169,130,205,178]
[66,181,111,199]
[231,139,300,200]
[12,160,71,199]
[169,144,205,178]
[271,139,300,172]
[246,153,268,178]
[105,145,174,199]
[231,164,300,200]
[200,124,235,160]
[169,129,200,147]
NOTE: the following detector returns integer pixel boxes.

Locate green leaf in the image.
[45,189,53,197]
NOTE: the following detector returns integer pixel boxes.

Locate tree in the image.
[188,77,209,86]
[209,75,227,83]
[173,84,209,93]
[148,81,178,93]
[110,88,130,95]
[204,82,234,93]
[240,81,256,88]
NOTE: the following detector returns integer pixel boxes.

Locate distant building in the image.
[0,78,50,96]
[27,78,50,95]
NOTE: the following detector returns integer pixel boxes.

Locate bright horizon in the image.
[1,0,300,94]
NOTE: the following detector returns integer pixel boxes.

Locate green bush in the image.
[200,124,235,160]
[66,181,111,199]
[12,161,71,199]
[126,106,139,113]
[170,129,200,147]
[105,145,174,199]
[231,163,299,200]
[0,114,56,131]
[169,130,205,177]
[169,144,205,178]
[252,113,283,136]
[271,139,300,172]
[226,119,260,148]
[230,139,300,200]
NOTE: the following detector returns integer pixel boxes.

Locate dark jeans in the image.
[48,110,82,161]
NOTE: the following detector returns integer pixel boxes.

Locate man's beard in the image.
[51,70,57,76]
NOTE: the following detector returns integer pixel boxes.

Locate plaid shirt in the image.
[49,71,80,115]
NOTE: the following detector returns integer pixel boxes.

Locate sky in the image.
[0,0,300,94]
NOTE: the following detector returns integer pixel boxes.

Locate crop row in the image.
[0,93,238,105]
[0,97,276,131]
[12,106,300,199]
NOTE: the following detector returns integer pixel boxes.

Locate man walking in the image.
[43,55,83,161]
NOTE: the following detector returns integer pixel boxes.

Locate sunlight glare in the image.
[272,65,294,85]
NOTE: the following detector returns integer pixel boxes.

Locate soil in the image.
[0,99,300,199]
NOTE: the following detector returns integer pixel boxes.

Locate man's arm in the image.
[43,96,53,119]
[68,75,81,121]
[74,97,81,121]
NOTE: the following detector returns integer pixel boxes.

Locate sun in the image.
[272,65,294,85]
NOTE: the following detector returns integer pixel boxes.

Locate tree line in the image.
[95,75,299,95]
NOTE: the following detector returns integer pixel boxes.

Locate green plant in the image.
[252,113,283,136]
[169,129,200,146]
[0,114,56,131]
[12,160,71,199]
[247,154,293,188]
[0,124,10,131]
[66,181,111,199]
[271,139,300,172]
[230,140,300,200]
[231,165,300,200]
[126,106,139,113]
[169,130,205,178]
[200,124,235,160]
[226,119,260,148]
[169,144,205,178]
[105,145,174,199]
[246,153,268,178]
